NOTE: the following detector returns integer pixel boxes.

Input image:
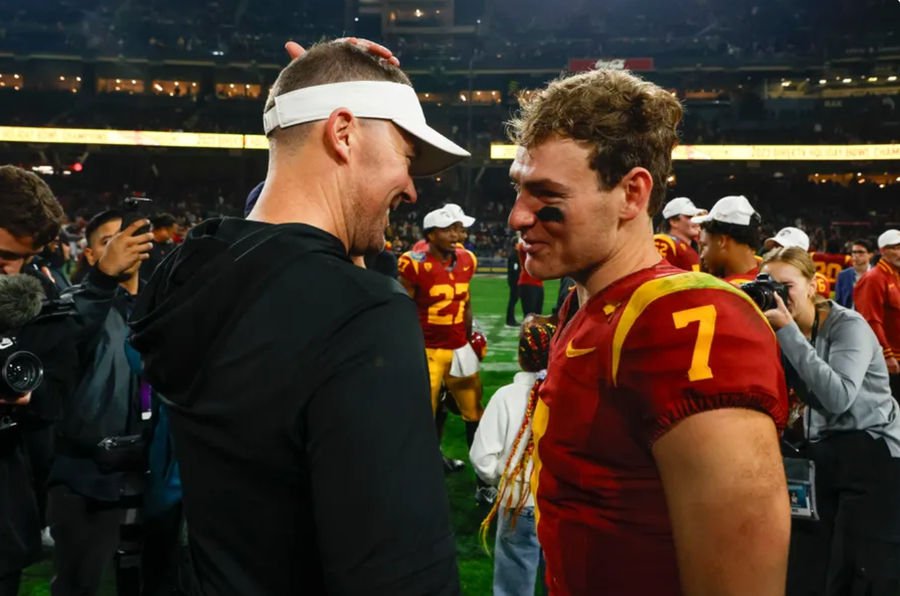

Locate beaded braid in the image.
[479,322,555,554]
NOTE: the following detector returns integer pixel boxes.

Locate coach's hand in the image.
[98,220,154,278]
[284,38,399,65]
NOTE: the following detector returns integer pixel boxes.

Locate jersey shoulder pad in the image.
[461,248,478,269]
[653,233,678,255]
[611,272,764,385]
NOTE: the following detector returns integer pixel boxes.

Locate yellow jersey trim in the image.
[653,233,678,257]
[610,272,768,386]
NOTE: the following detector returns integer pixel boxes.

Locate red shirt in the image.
[532,262,787,595]
[398,247,477,349]
[811,252,850,287]
[723,265,760,287]
[517,242,543,287]
[854,259,900,360]
[814,271,831,298]
[654,233,700,272]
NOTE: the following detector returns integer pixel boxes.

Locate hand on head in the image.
[285,38,399,66]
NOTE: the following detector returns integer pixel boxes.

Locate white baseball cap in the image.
[878,229,900,249]
[263,80,470,176]
[443,203,475,227]
[765,227,810,251]
[691,195,758,226]
[423,208,457,230]
[662,197,705,220]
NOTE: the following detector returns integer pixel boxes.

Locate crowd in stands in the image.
[38,169,900,263]
[0,0,897,68]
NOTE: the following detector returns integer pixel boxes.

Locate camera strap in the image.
[810,309,820,345]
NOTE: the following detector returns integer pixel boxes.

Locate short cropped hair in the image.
[150,213,177,229]
[507,69,683,217]
[851,238,874,253]
[264,41,412,139]
[701,217,762,250]
[0,165,65,247]
[84,210,123,247]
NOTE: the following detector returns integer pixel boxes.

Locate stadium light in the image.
[1,126,899,161]
[491,143,900,161]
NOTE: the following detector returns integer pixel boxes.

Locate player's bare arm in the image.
[653,408,790,596]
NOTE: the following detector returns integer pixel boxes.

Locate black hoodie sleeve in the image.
[302,292,460,596]
[65,267,123,346]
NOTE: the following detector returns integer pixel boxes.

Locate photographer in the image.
[47,209,153,596]
[0,165,73,596]
[760,247,900,595]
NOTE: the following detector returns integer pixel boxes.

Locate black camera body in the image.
[741,273,790,312]
[0,336,43,402]
[0,273,77,403]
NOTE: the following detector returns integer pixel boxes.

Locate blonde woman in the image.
[761,246,900,595]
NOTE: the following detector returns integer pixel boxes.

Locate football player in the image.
[398,207,485,486]
[693,195,764,285]
[508,70,789,595]
[654,197,704,272]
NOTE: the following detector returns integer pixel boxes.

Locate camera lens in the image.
[2,351,44,395]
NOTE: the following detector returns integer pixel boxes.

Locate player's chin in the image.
[524,254,558,281]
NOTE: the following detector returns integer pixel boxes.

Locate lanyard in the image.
[803,307,823,441]
[809,308,820,345]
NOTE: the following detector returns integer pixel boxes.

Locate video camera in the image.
[741,273,790,312]
[0,274,72,402]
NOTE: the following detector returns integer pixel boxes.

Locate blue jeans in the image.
[494,507,541,596]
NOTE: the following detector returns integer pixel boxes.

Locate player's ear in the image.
[619,167,653,221]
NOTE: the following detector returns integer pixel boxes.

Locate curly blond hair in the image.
[508,69,683,216]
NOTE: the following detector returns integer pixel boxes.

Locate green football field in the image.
[444,275,559,595]
[19,275,558,596]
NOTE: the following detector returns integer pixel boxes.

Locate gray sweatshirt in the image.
[776,301,900,457]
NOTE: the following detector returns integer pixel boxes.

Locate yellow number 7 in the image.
[671,305,717,382]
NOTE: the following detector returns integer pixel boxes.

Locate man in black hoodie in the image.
[130,40,469,595]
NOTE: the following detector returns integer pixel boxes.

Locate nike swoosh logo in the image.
[565,340,596,358]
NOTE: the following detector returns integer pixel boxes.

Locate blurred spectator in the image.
[854,230,900,399]
[835,238,874,308]
[471,318,555,596]
[140,212,177,282]
[48,211,152,595]
[515,240,543,317]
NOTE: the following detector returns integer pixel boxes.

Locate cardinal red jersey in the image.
[814,271,831,298]
[517,242,543,287]
[812,252,850,287]
[398,247,477,349]
[531,262,787,596]
[854,259,900,360]
[654,233,700,272]
[723,264,760,287]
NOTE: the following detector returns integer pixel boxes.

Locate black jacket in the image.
[0,270,81,574]
[49,267,144,502]
[130,218,459,596]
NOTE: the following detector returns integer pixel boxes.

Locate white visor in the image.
[263,81,470,176]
